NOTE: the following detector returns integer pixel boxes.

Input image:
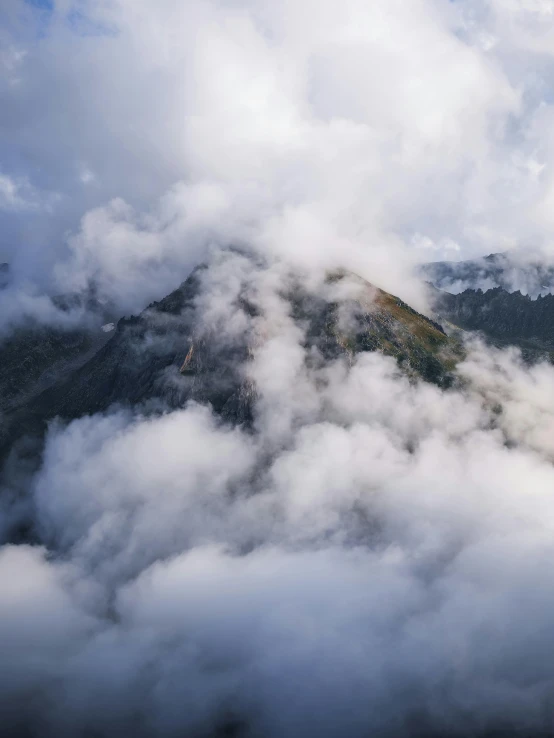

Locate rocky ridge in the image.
[0,261,462,468]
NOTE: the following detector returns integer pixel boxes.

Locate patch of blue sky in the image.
[25,0,54,9]
[66,7,118,37]
[23,1,118,38]
[20,0,54,39]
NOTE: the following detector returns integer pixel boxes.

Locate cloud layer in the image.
[4,3,554,736]
[3,0,554,319]
[2,254,554,736]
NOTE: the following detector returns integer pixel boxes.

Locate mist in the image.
[0,252,554,736]
[3,1,554,737]
[4,0,554,322]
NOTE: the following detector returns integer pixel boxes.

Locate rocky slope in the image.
[0,287,115,413]
[0,263,462,466]
[0,324,113,413]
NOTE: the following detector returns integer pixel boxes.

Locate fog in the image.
[3,0,554,321]
[3,1,554,736]
[0,253,554,735]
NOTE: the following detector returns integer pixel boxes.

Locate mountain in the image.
[430,285,554,358]
[421,252,554,298]
[0,322,114,413]
[0,285,116,413]
[319,272,461,385]
[421,251,554,358]
[0,263,462,468]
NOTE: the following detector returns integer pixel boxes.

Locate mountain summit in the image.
[0,256,461,467]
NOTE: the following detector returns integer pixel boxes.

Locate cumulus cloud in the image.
[5,2,554,736]
[4,0,554,315]
[0,172,30,211]
[0,256,553,736]
[0,171,53,212]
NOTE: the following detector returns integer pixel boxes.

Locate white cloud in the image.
[0,172,35,211]
[0,0,548,308]
[4,4,554,735]
[1,257,554,735]
[0,43,26,86]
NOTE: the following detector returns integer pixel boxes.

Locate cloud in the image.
[0,172,29,211]
[1,0,548,313]
[5,3,554,735]
[0,171,46,212]
[2,257,554,735]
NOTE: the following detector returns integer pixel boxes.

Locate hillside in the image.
[0,263,462,464]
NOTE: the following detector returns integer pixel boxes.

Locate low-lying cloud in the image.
[2,257,554,736]
[3,2,554,735]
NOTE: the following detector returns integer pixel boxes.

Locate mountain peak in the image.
[0,261,462,461]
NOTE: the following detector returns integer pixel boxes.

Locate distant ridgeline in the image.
[0,262,463,479]
[421,252,554,358]
[433,286,554,354]
[421,252,554,298]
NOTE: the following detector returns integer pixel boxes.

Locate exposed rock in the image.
[1,264,461,459]
[0,324,113,413]
[0,284,116,414]
[431,284,554,357]
[294,272,461,387]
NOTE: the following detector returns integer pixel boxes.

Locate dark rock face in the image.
[0,285,116,414]
[28,268,253,424]
[432,286,554,355]
[0,324,113,414]
[0,266,255,461]
[0,262,461,467]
